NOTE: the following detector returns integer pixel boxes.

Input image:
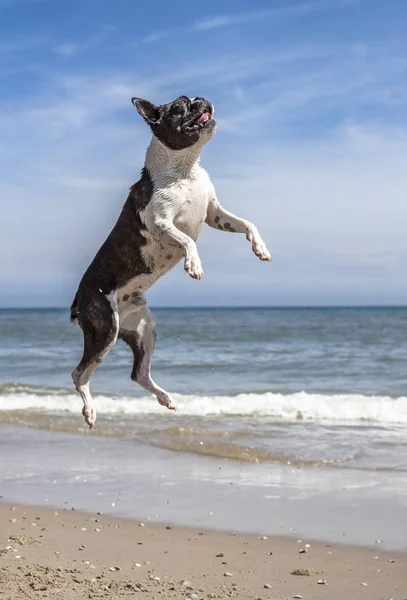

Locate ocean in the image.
[1,307,407,470]
[1,306,407,548]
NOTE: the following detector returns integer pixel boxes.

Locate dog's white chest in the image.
[172,175,209,241]
[153,168,210,241]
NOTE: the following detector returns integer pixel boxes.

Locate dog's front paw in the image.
[184,256,204,279]
[252,238,272,262]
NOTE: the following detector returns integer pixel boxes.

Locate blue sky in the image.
[1,0,406,307]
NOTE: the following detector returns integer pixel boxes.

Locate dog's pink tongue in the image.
[196,112,211,125]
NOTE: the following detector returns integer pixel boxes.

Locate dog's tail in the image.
[70,293,79,324]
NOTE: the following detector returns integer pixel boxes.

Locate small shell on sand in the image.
[317,579,328,585]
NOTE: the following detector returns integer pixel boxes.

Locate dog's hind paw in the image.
[157,395,177,411]
[82,405,97,429]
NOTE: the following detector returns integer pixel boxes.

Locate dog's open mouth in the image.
[185,110,213,131]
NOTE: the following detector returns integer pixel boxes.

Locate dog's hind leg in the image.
[119,303,176,411]
[72,291,119,428]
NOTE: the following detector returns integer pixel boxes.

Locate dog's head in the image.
[132,95,216,150]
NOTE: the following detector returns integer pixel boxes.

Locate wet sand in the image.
[1,502,406,600]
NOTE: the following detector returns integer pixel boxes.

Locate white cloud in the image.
[192,0,355,31]
[53,42,78,58]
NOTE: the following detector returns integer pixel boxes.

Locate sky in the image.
[1,0,406,307]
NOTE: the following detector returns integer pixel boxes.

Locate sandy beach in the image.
[1,502,406,600]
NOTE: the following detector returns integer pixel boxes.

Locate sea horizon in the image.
[1,304,407,310]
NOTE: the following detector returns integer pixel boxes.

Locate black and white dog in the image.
[71,95,271,428]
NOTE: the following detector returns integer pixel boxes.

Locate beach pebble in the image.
[139,522,145,527]
[261,536,268,540]
[375,540,382,544]
[134,563,141,568]
[305,544,310,548]
[317,579,328,585]
[224,572,233,577]
[264,583,272,589]
[292,569,310,576]
[81,527,87,531]
[293,596,303,599]
[299,549,307,554]
[361,582,368,586]
[388,559,396,563]
[216,553,224,558]
[109,566,121,571]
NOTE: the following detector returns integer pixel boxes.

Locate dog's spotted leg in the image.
[72,290,119,428]
[205,196,271,262]
[119,304,176,411]
[159,224,203,279]
[143,208,204,280]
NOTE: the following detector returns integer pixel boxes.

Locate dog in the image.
[70,95,271,428]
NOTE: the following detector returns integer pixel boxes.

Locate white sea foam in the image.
[1,386,407,425]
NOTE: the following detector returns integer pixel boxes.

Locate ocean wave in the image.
[0,384,407,424]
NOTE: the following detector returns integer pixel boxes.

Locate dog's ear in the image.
[131,98,161,125]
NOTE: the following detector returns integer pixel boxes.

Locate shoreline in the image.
[1,502,406,600]
[3,499,407,557]
[1,423,407,553]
